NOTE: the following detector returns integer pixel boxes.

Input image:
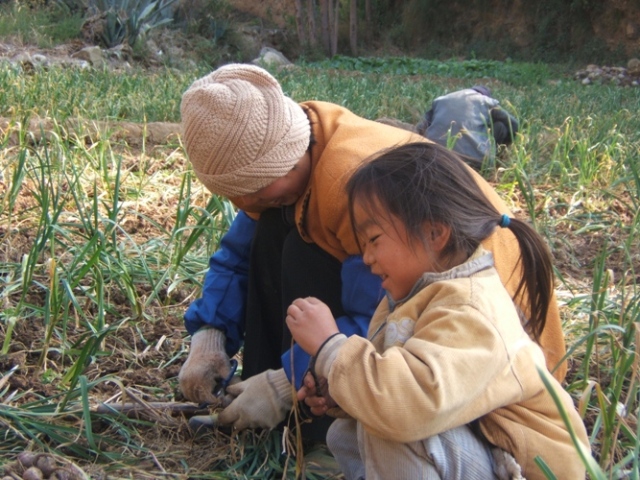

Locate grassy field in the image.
[0,55,639,479]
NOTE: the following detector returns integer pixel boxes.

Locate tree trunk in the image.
[350,0,357,56]
[331,0,339,56]
[307,0,318,47]
[294,0,307,46]
[320,0,331,54]
[365,0,372,42]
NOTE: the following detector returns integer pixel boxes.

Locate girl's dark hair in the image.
[346,142,552,340]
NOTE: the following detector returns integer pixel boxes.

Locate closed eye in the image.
[358,234,379,250]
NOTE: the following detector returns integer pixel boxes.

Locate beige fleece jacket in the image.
[316,248,589,480]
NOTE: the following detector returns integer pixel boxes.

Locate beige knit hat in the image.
[180,64,311,197]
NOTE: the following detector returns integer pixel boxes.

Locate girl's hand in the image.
[286,297,339,356]
[296,371,337,417]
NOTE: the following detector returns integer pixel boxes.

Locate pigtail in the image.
[500,216,554,341]
[347,142,556,342]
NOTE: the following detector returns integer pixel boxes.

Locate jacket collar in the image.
[387,247,495,311]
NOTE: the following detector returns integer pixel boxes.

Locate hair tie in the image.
[500,214,511,228]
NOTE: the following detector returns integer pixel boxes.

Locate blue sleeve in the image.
[282,255,384,389]
[184,211,256,356]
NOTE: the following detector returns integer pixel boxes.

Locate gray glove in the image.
[178,327,232,405]
[217,368,293,430]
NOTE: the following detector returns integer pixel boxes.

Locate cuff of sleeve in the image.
[315,334,347,379]
[269,368,293,404]
[191,327,226,353]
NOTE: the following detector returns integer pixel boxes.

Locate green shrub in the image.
[87,0,177,48]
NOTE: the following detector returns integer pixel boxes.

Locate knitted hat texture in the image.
[180,64,310,197]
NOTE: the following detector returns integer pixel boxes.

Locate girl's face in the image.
[230,151,312,211]
[353,198,446,302]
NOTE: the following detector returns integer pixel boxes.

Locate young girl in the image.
[286,142,589,480]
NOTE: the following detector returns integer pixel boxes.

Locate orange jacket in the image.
[295,101,567,380]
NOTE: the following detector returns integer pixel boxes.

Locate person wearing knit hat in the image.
[181,64,311,199]
[177,64,568,440]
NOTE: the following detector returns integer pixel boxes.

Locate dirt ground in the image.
[2,121,637,479]
[3,134,634,477]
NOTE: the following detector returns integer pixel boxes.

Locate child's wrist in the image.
[314,332,341,357]
[314,333,347,378]
[307,332,340,379]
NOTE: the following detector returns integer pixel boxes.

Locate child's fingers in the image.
[310,404,328,416]
[304,395,326,409]
[296,384,310,401]
[296,371,319,401]
[303,371,317,389]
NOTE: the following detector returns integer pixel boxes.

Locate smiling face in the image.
[353,197,456,302]
[229,151,312,212]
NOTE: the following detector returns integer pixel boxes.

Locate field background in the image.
[1,2,639,479]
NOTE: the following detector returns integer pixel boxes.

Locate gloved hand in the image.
[217,368,293,430]
[178,327,232,405]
